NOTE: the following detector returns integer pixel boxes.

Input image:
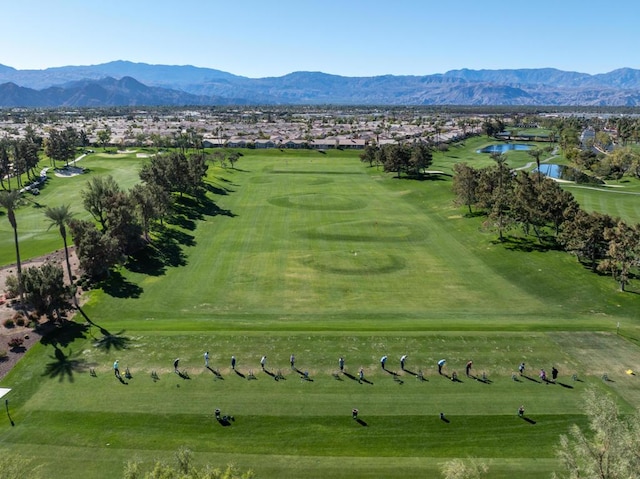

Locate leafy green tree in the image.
[360,144,378,167]
[45,128,77,168]
[452,162,479,215]
[68,219,121,280]
[227,151,241,169]
[81,175,121,230]
[104,190,144,255]
[20,262,70,319]
[598,219,640,292]
[511,171,545,240]
[0,139,11,190]
[131,183,168,241]
[0,190,24,304]
[44,205,76,303]
[485,153,512,241]
[608,147,638,180]
[186,152,209,195]
[559,207,615,271]
[408,142,433,176]
[536,177,577,237]
[97,128,112,150]
[140,151,208,198]
[553,388,640,479]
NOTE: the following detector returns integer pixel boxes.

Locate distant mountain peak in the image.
[1,62,640,106]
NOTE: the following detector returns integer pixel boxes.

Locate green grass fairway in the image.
[1,145,639,478]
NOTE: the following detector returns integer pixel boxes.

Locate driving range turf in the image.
[1,142,640,478]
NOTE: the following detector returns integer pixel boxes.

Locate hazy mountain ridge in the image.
[1,61,640,106]
[0,76,236,107]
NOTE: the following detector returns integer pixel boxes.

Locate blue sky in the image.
[3,0,639,77]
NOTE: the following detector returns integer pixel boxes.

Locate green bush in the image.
[3,318,15,328]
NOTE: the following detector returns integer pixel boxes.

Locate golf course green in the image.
[1,140,639,478]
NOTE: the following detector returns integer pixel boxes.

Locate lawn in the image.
[1,143,639,478]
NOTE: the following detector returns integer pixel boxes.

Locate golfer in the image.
[380,355,387,369]
[400,354,407,370]
[260,355,267,370]
[204,351,209,367]
[174,358,180,372]
[113,360,120,378]
[339,356,345,371]
[437,359,446,375]
[231,355,236,370]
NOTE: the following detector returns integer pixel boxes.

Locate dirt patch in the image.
[0,248,82,381]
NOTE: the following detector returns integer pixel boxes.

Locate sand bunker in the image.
[54,166,85,177]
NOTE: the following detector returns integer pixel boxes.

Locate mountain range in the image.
[2,61,640,107]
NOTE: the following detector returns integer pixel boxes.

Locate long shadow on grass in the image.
[125,226,190,276]
[500,236,561,253]
[76,306,131,351]
[205,182,232,196]
[522,374,542,384]
[343,372,359,381]
[43,346,88,382]
[99,271,143,299]
[39,320,89,348]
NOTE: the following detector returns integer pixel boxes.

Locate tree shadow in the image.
[99,271,143,299]
[42,347,88,382]
[463,211,487,218]
[92,330,131,351]
[125,245,168,276]
[165,213,196,231]
[39,320,89,348]
[501,236,559,253]
[198,195,236,218]
[76,306,131,351]
[204,183,231,196]
[126,226,190,276]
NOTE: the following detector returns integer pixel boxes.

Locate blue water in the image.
[477,144,531,154]
[534,164,604,185]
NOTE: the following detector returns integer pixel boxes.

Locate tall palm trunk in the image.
[8,211,24,306]
[61,229,76,306]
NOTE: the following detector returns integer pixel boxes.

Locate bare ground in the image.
[0,248,82,380]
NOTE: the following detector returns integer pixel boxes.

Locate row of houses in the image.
[202,137,369,149]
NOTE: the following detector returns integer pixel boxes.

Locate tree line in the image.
[452,154,640,291]
[1,148,211,320]
[359,142,433,178]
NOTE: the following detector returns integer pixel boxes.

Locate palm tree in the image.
[0,190,24,305]
[44,204,76,304]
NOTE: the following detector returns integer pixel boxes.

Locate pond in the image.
[477,144,531,154]
[534,164,604,185]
